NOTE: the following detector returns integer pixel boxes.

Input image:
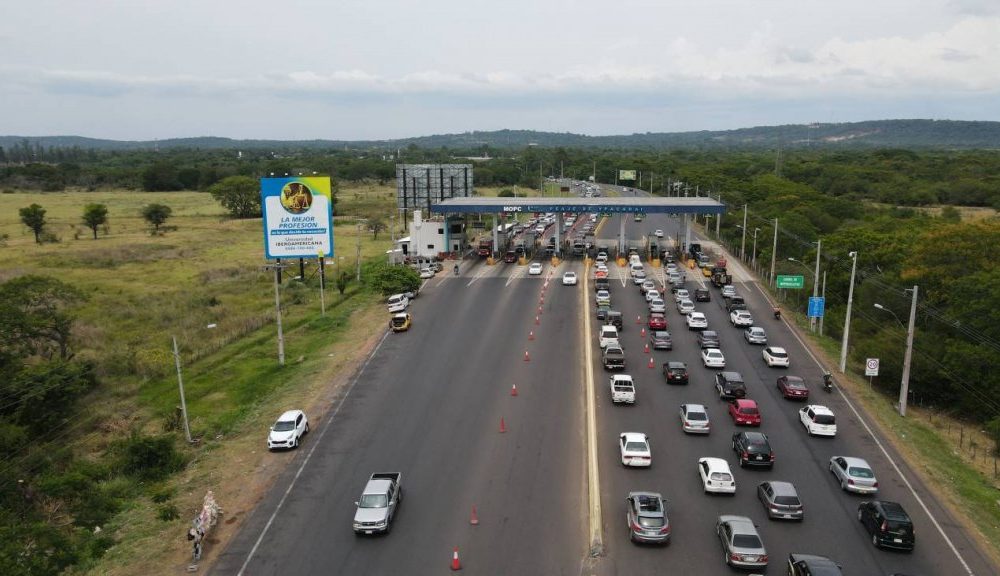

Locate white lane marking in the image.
[582,262,603,555]
[466,260,493,286]
[505,264,526,287]
[749,280,976,576]
[236,330,392,576]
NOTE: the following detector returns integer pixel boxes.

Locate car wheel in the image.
[872,533,880,548]
[841,478,847,491]
[724,550,732,566]
[739,458,746,468]
[858,508,864,521]
[304,422,310,434]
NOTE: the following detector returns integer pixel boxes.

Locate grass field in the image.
[0,185,403,573]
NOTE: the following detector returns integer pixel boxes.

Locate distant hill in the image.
[3,120,1000,151]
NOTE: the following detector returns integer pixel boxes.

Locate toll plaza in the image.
[429,196,726,260]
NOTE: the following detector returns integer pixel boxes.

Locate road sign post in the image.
[776,275,804,289]
[866,357,879,389]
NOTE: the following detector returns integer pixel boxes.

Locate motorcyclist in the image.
[773,306,781,320]
[453,264,460,276]
[823,371,833,392]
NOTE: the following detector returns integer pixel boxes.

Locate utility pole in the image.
[811,239,822,332]
[740,205,748,260]
[715,196,721,236]
[355,219,365,282]
[751,228,760,269]
[172,336,193,443]
[262,262,288,366]
[819,270,827,335]
[319,256,326,316]
[899,286,918,417]
[769,218,778,287]
[839,251,858,373]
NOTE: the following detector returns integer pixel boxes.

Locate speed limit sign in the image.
[865,358,880,377]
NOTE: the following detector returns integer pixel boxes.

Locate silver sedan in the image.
[829,456,879,494]
[679,403,711,434]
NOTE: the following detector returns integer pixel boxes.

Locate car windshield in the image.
[740,407,759,415]
[358,494,388,508]
[774,496,801,506]
[273,420,296,432]
[770,350,787,358]
[686,411,707,421]
[732,534,762,549]
[625,442,648,452]
[849,467,874,478]
[710,472,732,482]
[815,414,836,425]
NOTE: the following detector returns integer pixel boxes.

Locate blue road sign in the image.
[808,297,826,318]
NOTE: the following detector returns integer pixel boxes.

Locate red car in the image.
[728,399,761,426]
[648,313,667,330]
[776,376,810,400]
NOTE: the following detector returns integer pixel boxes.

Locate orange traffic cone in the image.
[535,315,540,325]
[451,546,462,570]
[511,383,519,396]
[529,330,535,340]
[499,417,507,433]
[644,342,650,354]
[640,327,646,337]
[648,357,655,369]
[537,306,543,314]
[524,350,530,362]
[636,315,642,325]
[470,506,480,525]
[540,295,544,304]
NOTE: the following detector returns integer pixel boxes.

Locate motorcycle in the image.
[453,265,460,276]
[823,372,833,393]
[773,307,781,320]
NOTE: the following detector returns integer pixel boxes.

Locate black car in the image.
[787,554,842,576]
[732,431,774,468]
[596,305,610,321]
[694,288,711,302]
[697,330,721,349]
[663,362,688,385]
[606,311,624,330]
[649,330,672,350]
[858,501,915,551]
[595,277,611,292]
[715,371,747,399]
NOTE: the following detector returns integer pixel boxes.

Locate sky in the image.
[1,0,999,141]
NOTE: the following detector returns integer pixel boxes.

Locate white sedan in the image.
[654,229,664,238]
[619,432,652,467]
[419,267,435,279]
[562,271,578,285]
[702,348,726,368]
[730,310,753,327]
[649,298,667,314]
[698,457,736,494]
[528,262,544,275]
[677,299,695,315]
[674,289,690,303]
[763,346,790,367]
[686,312,708,330]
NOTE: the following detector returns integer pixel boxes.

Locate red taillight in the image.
[848,479,855,485]
[630,520,644,532]
[769,452,775,460]
[659,525,671,535]
[881,520,888,532]
[742,451,749,460]
[873,481,879,488]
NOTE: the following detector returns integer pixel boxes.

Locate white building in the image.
[394,210,466,261]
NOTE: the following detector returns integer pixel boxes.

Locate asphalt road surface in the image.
[212,183,995,575]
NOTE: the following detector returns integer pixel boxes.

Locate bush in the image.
[156,503,180,522]
[117,434,186,482]
[361,261,420,295]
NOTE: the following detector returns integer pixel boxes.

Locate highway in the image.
[211,183,996,575]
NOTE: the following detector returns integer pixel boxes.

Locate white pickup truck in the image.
[353,472,403,534]
[610,374,636,404]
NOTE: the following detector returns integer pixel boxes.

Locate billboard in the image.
[397,164,473,211]
[618,170,636,181]
[261,176,334,259]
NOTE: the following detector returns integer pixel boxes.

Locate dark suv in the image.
[694,288,711,302]
[662,362,689,385]
[715,371,747,399]
[858,501,915,551]
[697,330,720,349]
[732,431,774,468]
[606,311,623,330]
[595,277,611,292]
[787,554,842,576]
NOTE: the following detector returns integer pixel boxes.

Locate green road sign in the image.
[777,275,805,289]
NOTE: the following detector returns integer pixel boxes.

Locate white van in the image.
[386,293,409,313]
[599,325,619,349]
[629,254,642,267]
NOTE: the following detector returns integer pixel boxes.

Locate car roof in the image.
[699,456,730,470]
[767,346,787,352]
[782,375,804,383]
[701,330,719,337]
[874,501,910,520]
[277,409,302,421]
[621,432,647,442]
[766,481,798,495]
[808,404,834,415]
[392,312,409,319]
[739,431,768,442]
[720,371,743,381]
[718,515,757,533]
[611,374,633,382]
[734,398,757,408]
[682,403,707,412]
[837,456,871,467]
[789,554,841,572]
[704,348,723,355]
[689,312,705,319]
[668,361,686,368]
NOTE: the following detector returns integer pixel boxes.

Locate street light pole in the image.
[839,251,858,373]
[172,336,193,444]
[769,219,778,287]
[811,239,822,332]
[740,204,747,260]
[751,228,760,269]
